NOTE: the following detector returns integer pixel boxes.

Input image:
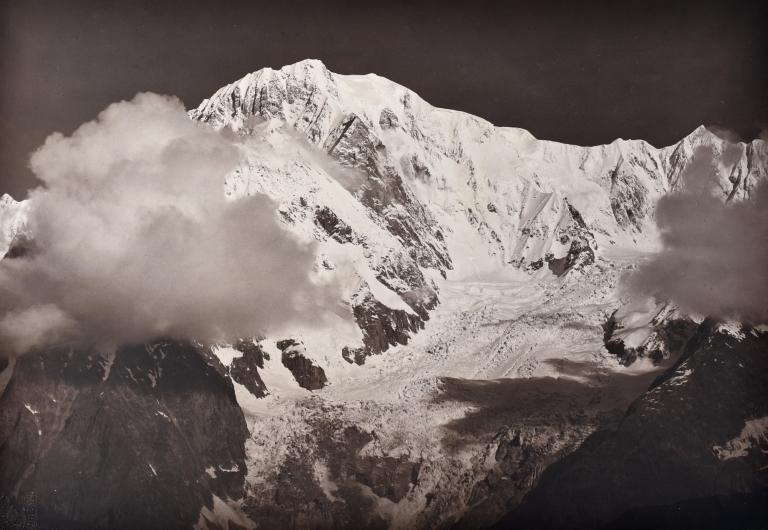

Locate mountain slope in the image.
[0,341,250,530]
[497,323,768,530]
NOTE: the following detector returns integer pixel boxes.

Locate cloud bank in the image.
[627,145,768,324]
[0,93,346,355]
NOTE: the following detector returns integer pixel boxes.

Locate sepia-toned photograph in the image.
[0,1,766,529]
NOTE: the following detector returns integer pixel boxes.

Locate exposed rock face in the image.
[277,339,328,390]
[603,302,699,365]
[315,206,356,244]
[343,293,424,364]
[228,339,270,398]
[455,425,595,530]
[0,194,28,258]
[499,324,768,530]
[243,408,421,530]
[541,201,597,276]
[0,341,249,530]
[436,372,630,530]
[607,153,655,231]
[379,108,399,130]
[545,238,595,276]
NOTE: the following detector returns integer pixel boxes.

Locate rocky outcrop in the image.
[343,293,424,364]
[0,340,249,530]
[228,339,270,398]
[314,206,356,244]
[603,303,699,365]
[434,372,627,530]
[379,108,399,130]
[545,238,595,276]
[243,411,421,530]
[375,254,439,320]
[277,339,328,390]
[455,425,597,530]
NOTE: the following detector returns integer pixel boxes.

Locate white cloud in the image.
[0,93,348,355]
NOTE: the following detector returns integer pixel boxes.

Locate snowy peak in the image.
[190,58,415,148]
[663,124,768,199]
[0,193,28,257]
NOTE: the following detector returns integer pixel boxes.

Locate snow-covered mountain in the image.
[188,58,766,367]
[1,60,766,530]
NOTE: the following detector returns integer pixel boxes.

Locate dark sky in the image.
[1,0,767,199]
